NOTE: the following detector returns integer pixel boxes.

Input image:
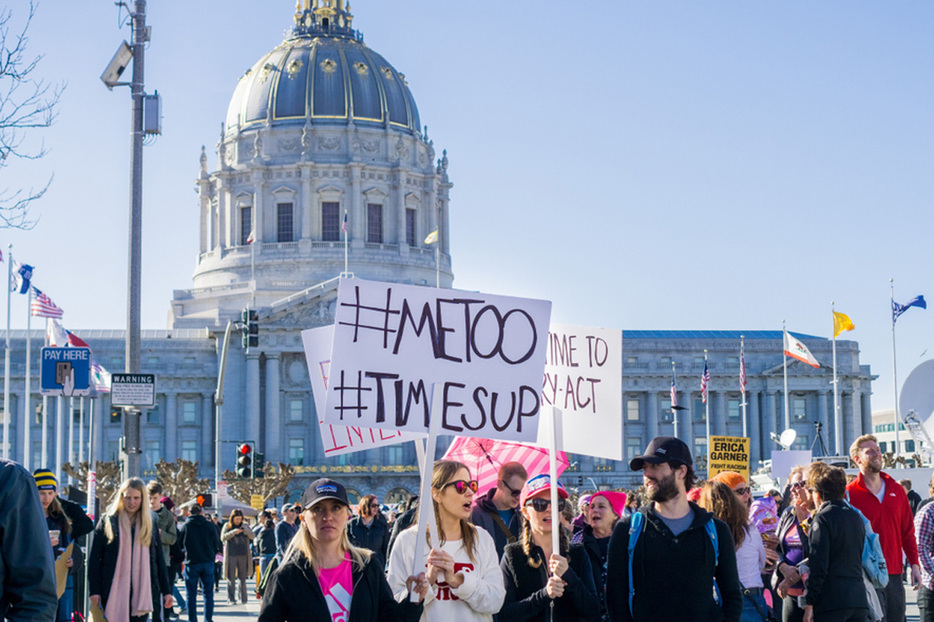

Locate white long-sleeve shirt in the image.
[735,524,767,589]
[387,525,506,622]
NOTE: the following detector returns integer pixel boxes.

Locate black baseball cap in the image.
[629,437,693,471]
[301,478,350,510]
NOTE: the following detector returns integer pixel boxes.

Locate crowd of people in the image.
[4,431,934,621]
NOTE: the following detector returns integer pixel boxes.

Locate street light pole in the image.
[124,0,147,478]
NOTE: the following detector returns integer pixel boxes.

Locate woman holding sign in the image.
[499,475,599,622]
[258,477,427,622]
[388,460,506,621]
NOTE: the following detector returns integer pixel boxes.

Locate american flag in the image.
[670,370,678,409]
[700,361,709,404]
[31,288,63,318]
[341,212,348,234]
[740,348,747,394]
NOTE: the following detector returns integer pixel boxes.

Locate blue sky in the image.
[6,1,934,411]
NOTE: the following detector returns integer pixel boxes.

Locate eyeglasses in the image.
[526,498,567,512]
[369,503,380,508]
[733,487,751,496]
[791,481,807,489]
[443,480,479,494]
[500,479,522,498]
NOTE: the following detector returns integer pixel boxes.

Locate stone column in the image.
[765,392,778,442]
[165,392,177,460]
[302,165,314,239]
[247,354,261,448]
[817,391,829,455]
[265,354,280,455]
[852,389,863,450]
[396,173,406,248]
[253,173,265,246]
[351,164,364,247]
[716,392,727,436]
[749,391,761,464]
[647,391,659,440]
[217,177,228,249]
[202,394,214,471]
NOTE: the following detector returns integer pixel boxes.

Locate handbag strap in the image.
[740,582,774,622]
[488,511,517,544]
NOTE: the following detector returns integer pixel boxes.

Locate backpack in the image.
[843,494,889,589]
[627,511,721,616]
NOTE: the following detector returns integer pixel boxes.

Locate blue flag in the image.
[893,295,926,323]
[9,261,33,295]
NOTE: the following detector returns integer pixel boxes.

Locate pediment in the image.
[260,277,340,329]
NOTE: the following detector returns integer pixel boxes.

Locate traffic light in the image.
[196,492,214,508]
[241,308,258,349]
[253,451,265,478]
[110,407,122,424]
[237,443,253,478]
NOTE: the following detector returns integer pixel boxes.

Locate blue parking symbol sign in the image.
[40,347,92,396]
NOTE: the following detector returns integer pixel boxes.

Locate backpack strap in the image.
[487,511,517,544]
[628,512,645,616]
[705,517,721,605]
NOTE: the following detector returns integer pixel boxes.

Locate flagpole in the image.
[783,321,790,431]
[435,242,440,288]
[68,396,75,483]
[891,279,901,455]
[41,395,47,468]
[55,395,63,484]
[79,397,85,468]
[832,302,841,456]
[343,210,349,275]
[24,297,31,470]
[671,361,679,441]
[704,349,710,462]
[740,336,747,437]
[3,245,11,460]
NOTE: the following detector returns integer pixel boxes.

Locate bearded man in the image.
[846,434,921,622]
[604,436,741,622]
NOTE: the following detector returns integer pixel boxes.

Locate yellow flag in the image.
[833,311,855,338]
[424,230,438,244]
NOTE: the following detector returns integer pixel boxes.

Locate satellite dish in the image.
[900,359,934,440]
[779,429,797,450]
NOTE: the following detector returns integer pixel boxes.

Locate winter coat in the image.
[275,520,299,559]
[500,540,599,622]
[178,514,222,565]
[572,524,609,620]
[257,525,278,555]
[258,551,423,622]
[470,488,521,560]
[0,459,57,621]
[803,499,869,614]
[605,502,742,622]
[347,514,390,569]
[155,505,177,562]
[87,514,172,609]
[222,521,256,576]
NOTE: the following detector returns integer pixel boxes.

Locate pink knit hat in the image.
[590,491,627,518]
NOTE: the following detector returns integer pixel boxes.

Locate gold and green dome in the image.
[225,0,421,136]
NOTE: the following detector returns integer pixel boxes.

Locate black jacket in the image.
[772,506,809,590]
[60,497,95,539]
[0,459,57,622]
[573,524,610,620]
[387,504,418,561]
[347,515,390,569]
[500,540,600,622]
[178,514,222,564]
[605,502,742,622]
[257,525,278,555]
[87,514,172,608]
[470,488,521,560]
[803,500,868,614]
[257,551,423,622]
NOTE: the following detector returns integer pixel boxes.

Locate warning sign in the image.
[709,435,750,481]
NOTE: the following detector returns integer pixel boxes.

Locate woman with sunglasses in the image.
[500,475,599,622]
[773,465,814,622]
[388,460,506,622]
[258,478,427,622]
[571,489,625,621]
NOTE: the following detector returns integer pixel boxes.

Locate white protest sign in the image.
[538,324,622,460]
[302,325,422,456]
[323,278,552,443]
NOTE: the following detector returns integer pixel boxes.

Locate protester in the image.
[622,492,639,518]
[388,495,419,560]
[773,465,813,622]
[256,510,278,577]
[499,474,599,622]
[0,459,58,621]
[347,494,391,569]
[915,491,934,622]
[470,462,529,560]
[605,436,742,622]
[700,480,768,622]
[88,477,173,622]
[259,478,428,621]
[162,498,187,620]
[846,434,921,622]
[802,461,868,622]
[903,479,923,516]
[388,460,506,621]
[221,508,255,605]
[275,503,299,561]
[35,469,80,622]
[713,471,752,510]
[572,494,592,534]
[572,489,625,621]
[148,481,177,622]
[178,503,222,622]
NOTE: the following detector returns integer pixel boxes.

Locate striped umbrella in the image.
[441,436,569,498]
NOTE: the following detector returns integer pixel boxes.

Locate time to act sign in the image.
[708,436,750,481]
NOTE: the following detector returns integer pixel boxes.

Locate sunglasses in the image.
[526,498,567,513]
[791,481,807,489]
[501,479,522,498]
[443,480,479,494]
[733,487,751,496]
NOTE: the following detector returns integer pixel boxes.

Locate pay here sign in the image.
[322,279,552,443]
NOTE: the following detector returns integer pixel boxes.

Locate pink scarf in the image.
[104,510,153,622]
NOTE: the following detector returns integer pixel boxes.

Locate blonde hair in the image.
[284,504,370,575]
[104,478,153,546]
[431,460,479,564]
[849,434,878,459]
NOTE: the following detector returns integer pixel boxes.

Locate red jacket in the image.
[846,471,919,574]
